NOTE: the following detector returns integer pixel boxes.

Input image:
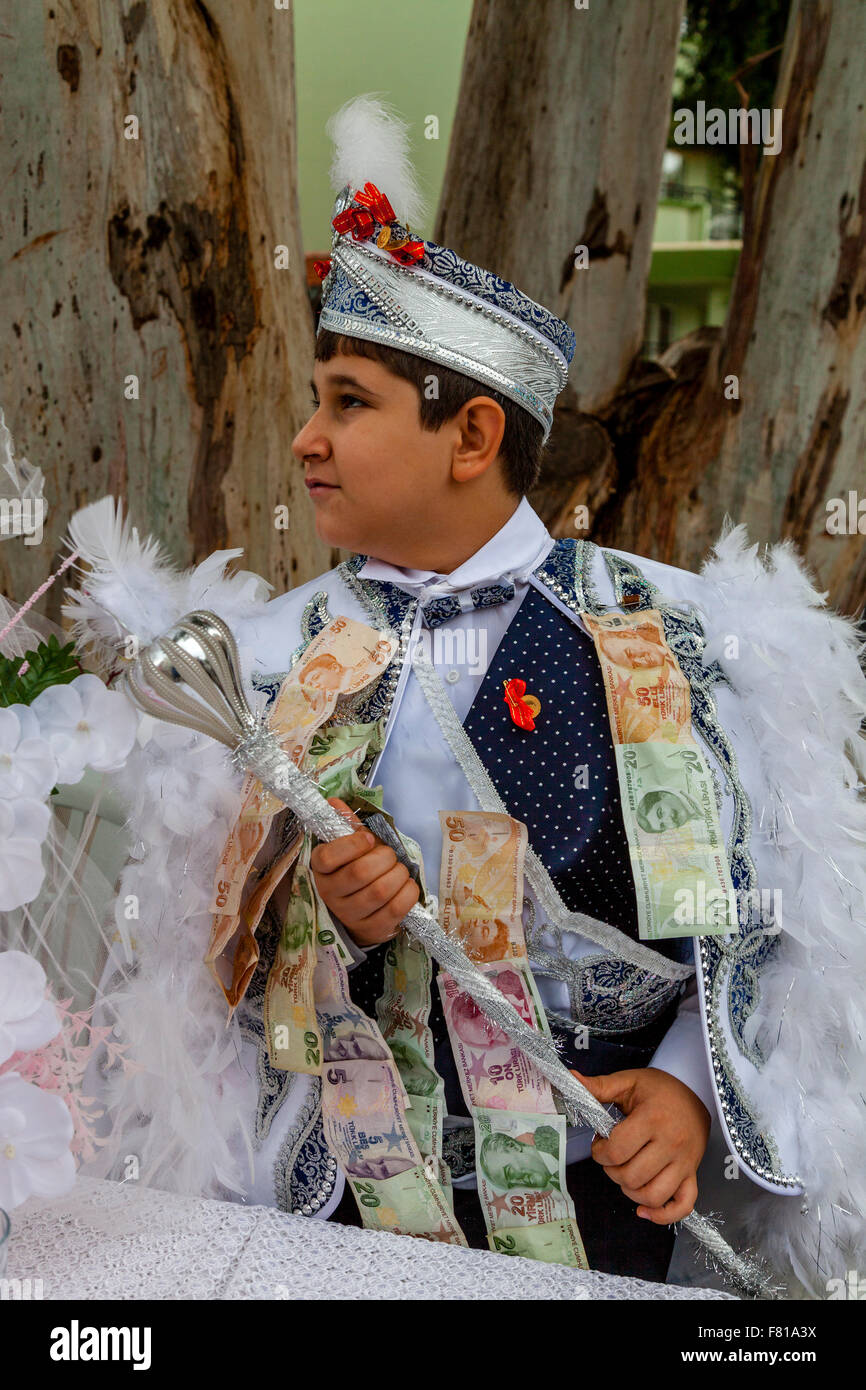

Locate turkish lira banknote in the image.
[615,741,734,938]
[474,1107,589,1267]
[582,608,693,746]
[437,964,554,1113]
[438,810,528,962]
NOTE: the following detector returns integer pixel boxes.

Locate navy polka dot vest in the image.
[464,583,641,935]
[345,578,690,1113]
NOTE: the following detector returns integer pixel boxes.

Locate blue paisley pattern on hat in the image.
[417,239,576,364]
[322,262,392,330]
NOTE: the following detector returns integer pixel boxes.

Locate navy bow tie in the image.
[419,578,516,629]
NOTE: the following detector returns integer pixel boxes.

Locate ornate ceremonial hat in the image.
[313,95,575,442]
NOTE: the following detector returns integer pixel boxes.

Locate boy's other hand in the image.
[310,797,420,948]
[572,1066,711,1224]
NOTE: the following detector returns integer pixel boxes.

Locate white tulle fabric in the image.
[6,1176,735,1301]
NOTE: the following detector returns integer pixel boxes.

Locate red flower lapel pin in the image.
[503,677,541,731]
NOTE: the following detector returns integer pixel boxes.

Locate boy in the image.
[295,330,712,1280]
[226,94,792,1284]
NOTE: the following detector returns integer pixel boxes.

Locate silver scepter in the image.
[124,608,781,1300]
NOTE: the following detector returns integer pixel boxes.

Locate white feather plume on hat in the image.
[326,92,427,228]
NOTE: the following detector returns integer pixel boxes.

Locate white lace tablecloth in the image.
[6,1177,735,1300]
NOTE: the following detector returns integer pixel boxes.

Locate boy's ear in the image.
[450,397,506,483]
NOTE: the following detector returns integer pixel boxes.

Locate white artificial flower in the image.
[30,672,139,785]
[0,797,50,912]
[0,705,58,801]
[0,1072,75,1210]
[0,951,61,1066]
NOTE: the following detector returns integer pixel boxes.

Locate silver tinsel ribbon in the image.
[123,608,781,1300]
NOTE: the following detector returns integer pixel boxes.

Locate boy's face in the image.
[291,352,503,564]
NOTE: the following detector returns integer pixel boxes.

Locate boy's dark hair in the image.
[314,330,546,496]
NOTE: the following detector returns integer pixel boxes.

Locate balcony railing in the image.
[658,180,743,239]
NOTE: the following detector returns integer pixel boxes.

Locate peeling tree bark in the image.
[436,0,686,414]
[439,0,866,614]
[0,0,332,625]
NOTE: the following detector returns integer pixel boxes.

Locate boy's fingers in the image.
[327,796,371,841]
[328,844,399,896]
[634,1174,697,1224]
[336,863,413,920]
[349,914,402,947]
[591,1109,649,1168]
[604,1138,668,1193]
[348,877,421,944]
[311,827,375,874]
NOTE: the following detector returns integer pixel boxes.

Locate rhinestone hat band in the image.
[316,184,575,442]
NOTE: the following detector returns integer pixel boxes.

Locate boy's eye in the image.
[308,393,364,410]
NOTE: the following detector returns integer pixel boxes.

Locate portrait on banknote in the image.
[478,1126,562,1194]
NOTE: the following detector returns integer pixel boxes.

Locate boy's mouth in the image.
[305,476,340,497]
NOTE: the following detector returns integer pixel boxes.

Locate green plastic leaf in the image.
[0,633,83,708]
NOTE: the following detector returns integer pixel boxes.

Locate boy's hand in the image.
[572,1066,711,1224]
[310,797,420,948]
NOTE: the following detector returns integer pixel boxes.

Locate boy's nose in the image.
[291,413,329,463]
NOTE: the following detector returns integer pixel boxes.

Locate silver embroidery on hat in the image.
[319,238,569,440]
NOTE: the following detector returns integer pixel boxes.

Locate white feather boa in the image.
[682,523,866,1298]
[66,499,281,1199]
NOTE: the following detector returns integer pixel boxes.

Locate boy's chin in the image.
[312,511,365,553]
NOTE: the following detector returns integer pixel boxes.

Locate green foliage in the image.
[673,0,791,173]
[0,633,82,708]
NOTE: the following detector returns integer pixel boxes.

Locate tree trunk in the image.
[438,0,866,615]
[0,0,332,627]
[436,0,686,412]
[591,0,866,615]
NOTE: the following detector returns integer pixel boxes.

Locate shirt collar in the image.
[356,497,555,598]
